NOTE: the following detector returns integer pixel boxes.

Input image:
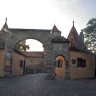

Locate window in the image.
[71,59,76,64]
[77,58,86,68]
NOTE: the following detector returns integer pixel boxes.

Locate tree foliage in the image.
[82,18,96,53]
[16,40,30,51]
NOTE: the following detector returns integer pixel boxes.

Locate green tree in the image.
[16,40,30,51]
[82,18,96,53]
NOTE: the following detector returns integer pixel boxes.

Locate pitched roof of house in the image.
[24,51,44,58]
[67,21,91,53]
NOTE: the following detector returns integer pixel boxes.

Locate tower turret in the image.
[51,25,61,37]
[1,18,8,31]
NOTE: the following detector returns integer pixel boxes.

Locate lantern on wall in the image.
[6,51,12,60]
[71,59,76,64]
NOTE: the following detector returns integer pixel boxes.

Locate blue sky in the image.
[0,0,96,51]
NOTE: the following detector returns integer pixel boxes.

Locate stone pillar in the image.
[46,55,55,80]
[44,42,55,80]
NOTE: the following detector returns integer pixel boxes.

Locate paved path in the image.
[0,73,96,96]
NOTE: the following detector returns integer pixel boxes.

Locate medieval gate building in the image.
[0,19,95,79]
[1,20,70,79]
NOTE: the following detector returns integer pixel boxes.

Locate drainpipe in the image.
[23,56,27,75]
[10,58,13,75]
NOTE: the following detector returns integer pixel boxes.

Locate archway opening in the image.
[55,56,65,79]
[26,39,44,52]
[25,39,45,74]
[14,39,45,75]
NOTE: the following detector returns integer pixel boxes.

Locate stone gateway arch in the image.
[2,21,70,79]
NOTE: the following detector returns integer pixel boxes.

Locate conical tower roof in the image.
[1,18,8,31]
[52,25,61,33]
[67,21,90,53]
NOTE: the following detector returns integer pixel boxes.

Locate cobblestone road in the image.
[0,73,96,96]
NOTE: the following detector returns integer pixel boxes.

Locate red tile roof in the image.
[24,51,44,58]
